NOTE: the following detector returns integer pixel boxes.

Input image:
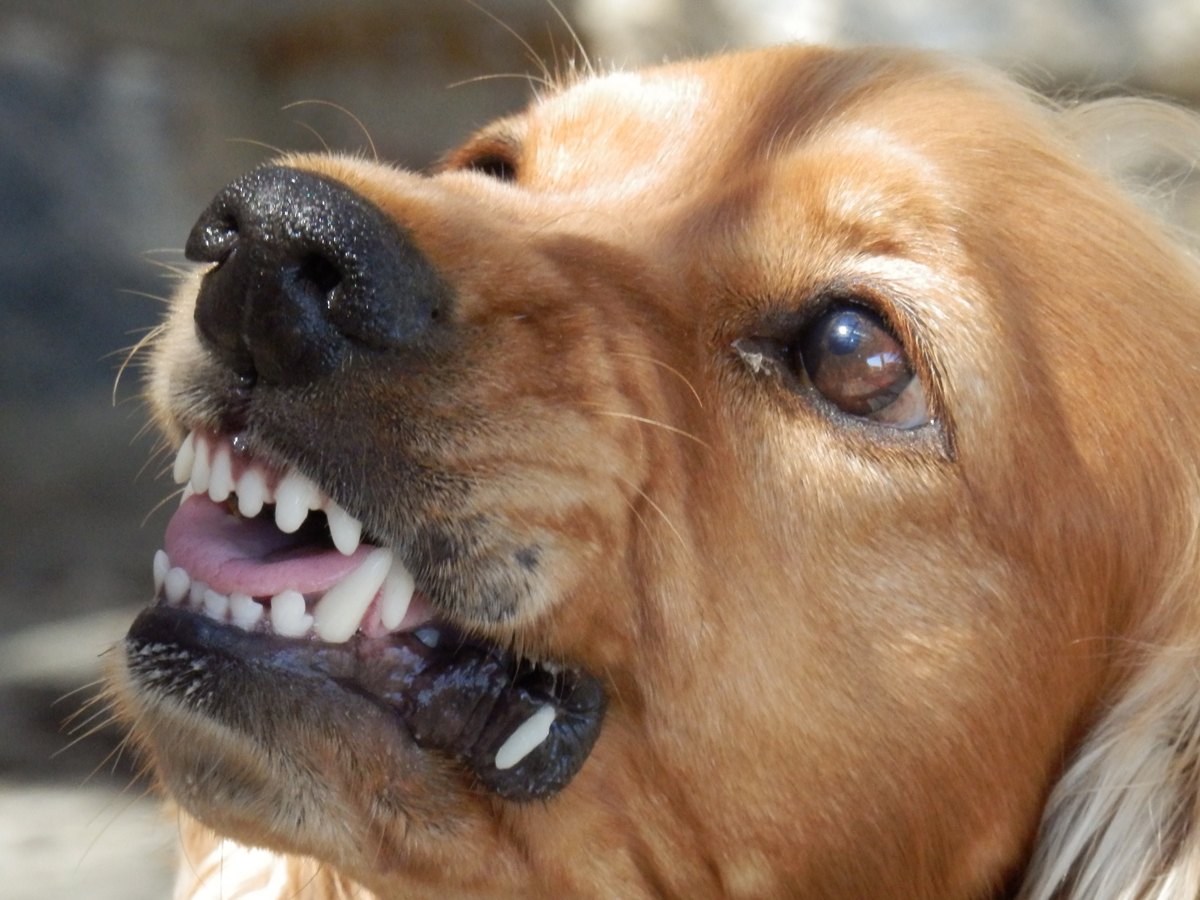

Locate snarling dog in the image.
[109,44,1200,899]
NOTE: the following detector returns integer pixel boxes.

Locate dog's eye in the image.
[466,152,517,182]
[451,136,520,183]
[793,304,928,428]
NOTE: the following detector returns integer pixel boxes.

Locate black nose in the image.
[185,166,448,386]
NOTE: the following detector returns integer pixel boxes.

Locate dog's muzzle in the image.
[124,166,606,802]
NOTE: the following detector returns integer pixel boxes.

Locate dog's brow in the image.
[530,72,708,192]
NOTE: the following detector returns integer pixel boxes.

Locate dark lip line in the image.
[127,600,609,802]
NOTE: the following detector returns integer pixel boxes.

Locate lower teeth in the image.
[140,549,607,801]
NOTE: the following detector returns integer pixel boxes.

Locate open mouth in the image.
[124,431,606,801]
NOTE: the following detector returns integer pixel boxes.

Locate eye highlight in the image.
[792,303,929,429]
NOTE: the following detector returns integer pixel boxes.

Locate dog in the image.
[108,43,1200,899]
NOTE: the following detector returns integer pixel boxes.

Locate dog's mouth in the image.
[124,430,605,802]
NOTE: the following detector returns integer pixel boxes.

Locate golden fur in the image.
[111,45,1200,899]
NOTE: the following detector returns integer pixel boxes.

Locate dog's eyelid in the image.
[441,132,523,183]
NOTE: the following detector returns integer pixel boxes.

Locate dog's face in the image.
[111,45,1200,899]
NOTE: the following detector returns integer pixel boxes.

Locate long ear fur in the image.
[1019,639,1200,899]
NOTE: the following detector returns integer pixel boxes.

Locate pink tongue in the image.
[165,495,371,597]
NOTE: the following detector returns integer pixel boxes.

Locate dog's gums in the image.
[107,43,1200,900]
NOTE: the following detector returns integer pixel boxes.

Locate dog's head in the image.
[111,45,1200,899]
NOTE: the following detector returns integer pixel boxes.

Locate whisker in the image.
[463,0,554,87]
[177,807,205,889]
[54,716,121,760]
[291,118,333,153]
[616,475,687,550]
[545,0,592,79]
[112,322,168,403]
[143,487,187,527]
[54,679,108,708]
[447,71,553,92]
[283,100,377,161]
[612,352,705,410]
[116,289,174,304]
[227,136,286,155]
[63,703,118,738]
[74,779,160,875]
[107,732,135,777]
[60,695,111,729]
[137,253,192,278]
[586,409,711,449]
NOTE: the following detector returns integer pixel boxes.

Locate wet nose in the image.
[186,165,448,386]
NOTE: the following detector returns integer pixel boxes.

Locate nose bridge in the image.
[187,165,450,387]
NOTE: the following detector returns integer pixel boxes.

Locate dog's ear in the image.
[1020,632,1200,899]
[1058,96,1200,235]
[1020,508,1200,900]
[1015,97,1200,900]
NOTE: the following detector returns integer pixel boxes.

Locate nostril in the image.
[186,210,240,265]
[296,252,343,296]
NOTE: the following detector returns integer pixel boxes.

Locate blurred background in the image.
[0,0,1196,896]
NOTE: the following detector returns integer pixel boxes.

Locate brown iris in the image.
[795,304,927,427]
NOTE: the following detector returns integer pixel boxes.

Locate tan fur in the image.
[112,45,1200,899]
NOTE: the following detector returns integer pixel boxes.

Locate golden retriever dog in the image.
[109,44,1200,899]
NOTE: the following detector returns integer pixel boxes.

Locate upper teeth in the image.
[173,432,365,556]
[164,432,420,646]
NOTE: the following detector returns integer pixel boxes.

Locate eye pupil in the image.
[826,312,866,355]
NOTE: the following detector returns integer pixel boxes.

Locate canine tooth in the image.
[180,484,195,505]
[208,444,234,503]
[326,502,363,556]
[190,435,211,494]
[414,626,440,648]
[275,470,319,533]
[153,550,169,595]
[236,466,267,518]
[165,567,190,605]
[494,705,557,770]
[229,592,263,630]
[172,433,195,485]
[203,589,230,621]
[380,563,415,630]
[270,590,312,637]
[312,548,393,642]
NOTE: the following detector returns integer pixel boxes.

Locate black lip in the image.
[125,604,606,801]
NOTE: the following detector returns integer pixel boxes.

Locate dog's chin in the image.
[112,429,606,880]
[111,611,443,873]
